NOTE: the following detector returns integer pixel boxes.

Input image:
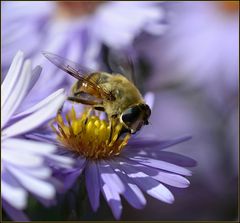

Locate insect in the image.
[43,51,151,136]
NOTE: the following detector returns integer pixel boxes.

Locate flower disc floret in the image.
[53,107,131,159]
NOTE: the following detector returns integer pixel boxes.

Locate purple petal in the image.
[46,153,74,168]
[7,165,55,200]
[26,65,42,93]
[2,88,66,138]
[2,200,29,222]
[109,160,146,209]
[2,167,23,188]
[124,150,197,167]
[1,51,24,107]
[117,158,190,188]
[12,88,65,120]
[127,138,167,148]
[125,155,192,176]
[1,181,27,210]
[54,161,85,190]
[34,194,57,208]
[25,132,58,144]
[56,169,81,191]
[17,166,51,179]
[98,163,122,220]
[145,169,190,188]
[85,161,100,212]
[2,59,32,128]
[154,151,197,167]
[127,135,192,150]
[2,146,43,167]
[116,157,174,204]
[2,138,56,155]
[98,160,125,193]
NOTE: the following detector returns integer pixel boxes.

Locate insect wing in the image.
[42,52,114,101]
[42,51,94,77]
[107,49,137,84]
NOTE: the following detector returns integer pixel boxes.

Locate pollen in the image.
[51,107,131,159]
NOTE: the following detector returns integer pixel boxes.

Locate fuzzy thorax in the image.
[52,107,131,159]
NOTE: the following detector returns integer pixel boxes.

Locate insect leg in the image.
[108,116,114,143]
[57,102,65,115]
[67,96,105,112]
[47,101,65,130]
[67,96,99,105]
[108,115,118,143]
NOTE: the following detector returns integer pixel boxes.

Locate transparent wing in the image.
[42,51,95,77]
[107,49,136,84]
[42,51,115,101]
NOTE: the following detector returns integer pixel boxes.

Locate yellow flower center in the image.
[51,107,131,159]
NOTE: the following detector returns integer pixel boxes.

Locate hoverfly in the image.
[43,50,151,137]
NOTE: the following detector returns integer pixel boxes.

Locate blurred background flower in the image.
[136,1,239,109]
[133,1,239,220]
[1,1,166,109]
[1,1,238,221]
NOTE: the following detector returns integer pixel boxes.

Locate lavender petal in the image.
[153,151,197,167]
[12,88,65,120]
[54,166,84,191]
[2,200,29,222]
[124,150,197,167]
[98,160,125,193]
[1,51,24,107]
[117,158,190,188]
[2,181,27,210]
[109,160,146,209]
[2,89,66,138]
[99,163,123,220]
[127,135,192,150]
[7,165,55,200]
[116,157,174,204]
[85,161,101,212]
[125,155,192,176]
[2,59,32,128]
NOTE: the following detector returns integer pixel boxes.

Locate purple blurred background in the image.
[1,1,238,220]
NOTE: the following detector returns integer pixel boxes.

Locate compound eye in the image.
[144,104,151,118]
[121,106,144,132]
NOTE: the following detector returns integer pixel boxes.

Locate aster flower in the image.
[136,3,239,215]
[2,1,166,110]
[137,1,238,109]
[135,3,238,218]
[34,93,196,220]
[1,51,74,221]
[2,1,166,68]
